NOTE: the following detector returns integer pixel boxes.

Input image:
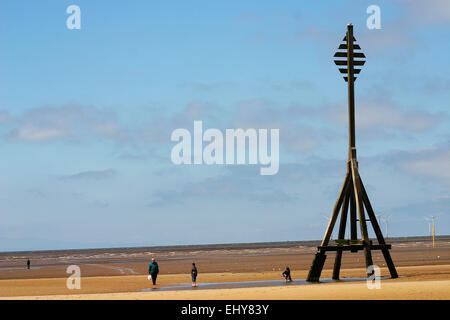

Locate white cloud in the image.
[92,123,120,136]
[398,0,450,25]
[0,110,10,124]
[7,105,123,143]
[325,97,445,133]
[402,149,450,181]
[60,169,117,181]
[387,145,450,184]
[11,126,65,142]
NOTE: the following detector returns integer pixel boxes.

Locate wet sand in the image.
[1,238,449,299]
[7,279,449,300]
[2,266,450,300]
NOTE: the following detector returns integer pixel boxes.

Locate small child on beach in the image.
[282,267,292,283]
[191,263,198,287]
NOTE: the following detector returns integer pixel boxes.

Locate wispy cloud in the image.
[397,0,450,26]
[7,105,122,143]
[146,157,346,208]
[60,169,117,181]
[147,165,299,207]
[11,127,65,142]
[386,144,450,183]
[92,200,110,208]
[179,81,238,93]
[324,96,446,135]
[400,149,450,182]
[0,110,10,124]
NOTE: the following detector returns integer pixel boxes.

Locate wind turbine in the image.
[376,212,385,229]
[425,217,432,236]
[381,215,392,239]
[321,214,333,240]
[428,215,437,248]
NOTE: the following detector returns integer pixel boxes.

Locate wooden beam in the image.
[320,173,351,247]
[349,172,357,241]
[306,251,327,282]
[359,178,386,244]
[318,244,391,251]
[360,179,399,278]
[351,160,374,275]
[333,190,350,280]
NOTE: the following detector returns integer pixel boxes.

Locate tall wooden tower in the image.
[306,24,399,282]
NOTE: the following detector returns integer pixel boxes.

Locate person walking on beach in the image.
[282,267,292,283]
[191,263,198,287]
[27,259,30,270]
[148,258,159,287]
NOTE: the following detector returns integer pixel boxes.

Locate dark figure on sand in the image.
[27,259,30,270]
[282,267,292,283]
[191,263,198,287]
[148,258,159,286]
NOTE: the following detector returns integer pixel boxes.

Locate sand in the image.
[1,239,449,300]
[1,265,449,300]
[8,279,448,300]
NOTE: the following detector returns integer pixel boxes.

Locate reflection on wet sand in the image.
[140,276,391,291]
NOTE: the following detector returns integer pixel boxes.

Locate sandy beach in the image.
[1,265,450,300]
[1,237,449,300]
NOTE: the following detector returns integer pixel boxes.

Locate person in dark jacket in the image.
[282,267,292,283]
[191,263,198,287]
[27,259,30,270]
[148,258,159,286]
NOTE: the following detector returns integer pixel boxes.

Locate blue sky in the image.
[0,1,449,251]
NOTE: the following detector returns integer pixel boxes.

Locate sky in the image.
[0,0,449,251]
